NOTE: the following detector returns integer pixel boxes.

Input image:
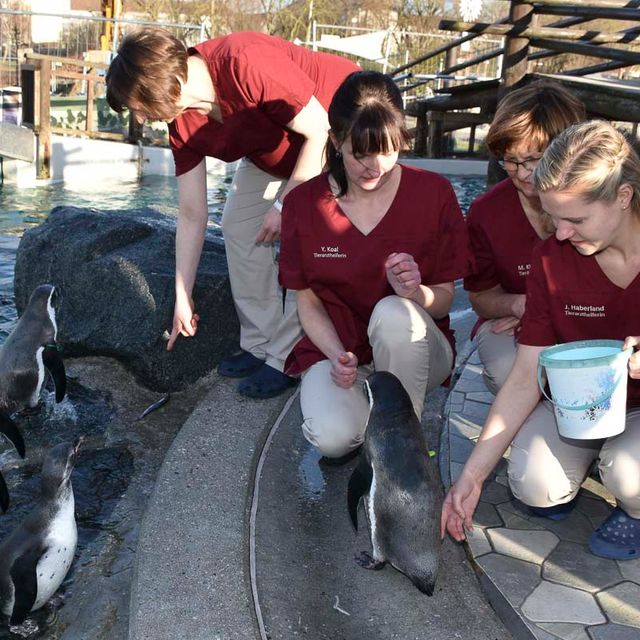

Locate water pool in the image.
[0,170,486,330]
[0,168,486,637]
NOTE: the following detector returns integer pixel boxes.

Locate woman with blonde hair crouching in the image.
[442,120,640,560]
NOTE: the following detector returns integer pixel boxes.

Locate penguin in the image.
[347,371,443,596]
[0,439,80,626]
[0,284,66,511]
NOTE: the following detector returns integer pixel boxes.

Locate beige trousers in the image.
[508,402,640,518]
[300,296,454,458]
[221,159,303,372]
[475,319,518,395]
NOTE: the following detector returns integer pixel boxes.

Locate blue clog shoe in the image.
[589,507,640,560]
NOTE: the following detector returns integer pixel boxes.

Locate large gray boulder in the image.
[14,206,239,392]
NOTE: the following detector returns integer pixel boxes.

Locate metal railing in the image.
[309,21,502,99]
[0,9,205,87]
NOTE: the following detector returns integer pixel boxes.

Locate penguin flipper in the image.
[9,547,42,624]
[0,412,25,458]
[43,346,66,403]
[347,456,372,531]
[0,470,9,512]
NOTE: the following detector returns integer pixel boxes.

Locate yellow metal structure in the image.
[100,0,122,51]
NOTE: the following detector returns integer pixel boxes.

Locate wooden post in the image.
[414,105,428,156]
[427,113,444,158]
[468,124,477,154]
[86,69,95,133]
[128,114,143,144]
[36,60,51,180]
[502,0,535,91]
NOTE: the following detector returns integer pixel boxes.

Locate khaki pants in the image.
[508,402,640,518]
[300,296,454,458]
[221,159,303,372]
[476,320,518,395]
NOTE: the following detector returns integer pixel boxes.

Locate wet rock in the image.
[14,206,238,392]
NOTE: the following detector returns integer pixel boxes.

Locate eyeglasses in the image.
[498,157,542,173]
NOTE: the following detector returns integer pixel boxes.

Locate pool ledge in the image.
[1,136,487,188]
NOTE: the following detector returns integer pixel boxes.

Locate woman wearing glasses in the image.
[464,82,585,393]
[443,120,640,558]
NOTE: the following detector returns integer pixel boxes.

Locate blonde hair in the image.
[486,81,585,157]
[534,120,640,214]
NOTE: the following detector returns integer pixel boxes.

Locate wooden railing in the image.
[20,53,132,178]
[393,0,640,159]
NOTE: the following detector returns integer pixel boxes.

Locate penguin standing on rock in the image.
[0,284,66,511]
[0,439,80,626]
[347,371,443,596]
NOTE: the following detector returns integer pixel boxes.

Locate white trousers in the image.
[508,402,640,518]
[300,296,454,458]
[221,159,303,372]
[475,319,518,395]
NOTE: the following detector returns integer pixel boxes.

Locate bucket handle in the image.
[537,364,624,411]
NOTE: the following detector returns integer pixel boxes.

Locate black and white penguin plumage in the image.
[0,284,66,511]
[347,371,443,595]
[0,439,79,626]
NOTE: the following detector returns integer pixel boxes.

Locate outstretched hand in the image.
[623,336,640,379]
[440,469,483,542]
[167,296,200,351]
[385,252,421,299]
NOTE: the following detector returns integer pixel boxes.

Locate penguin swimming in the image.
[347,371,443,595]
[0,284,66,511]
[0,439,80,626]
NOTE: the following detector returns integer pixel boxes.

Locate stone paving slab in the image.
[443,350,640,640]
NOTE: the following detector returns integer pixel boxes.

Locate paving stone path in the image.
[443,350,640,640]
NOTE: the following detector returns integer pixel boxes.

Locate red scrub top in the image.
[279,164,471,375]
[464,178,543,338]
[168,32,359,179]
[519,237,640,405]
[465,178,542,294]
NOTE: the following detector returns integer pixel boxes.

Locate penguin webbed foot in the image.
[15,402,42,419]
[8,618,39,635]
[354,551,386,570]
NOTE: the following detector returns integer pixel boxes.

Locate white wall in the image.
[2,135,484,187]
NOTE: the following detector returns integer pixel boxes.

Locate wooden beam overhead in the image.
[439,20,640,45]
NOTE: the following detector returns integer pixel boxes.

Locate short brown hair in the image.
[486,81,585,157]
[106,28,188,121]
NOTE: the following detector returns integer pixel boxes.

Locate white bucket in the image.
[537,339,632,439]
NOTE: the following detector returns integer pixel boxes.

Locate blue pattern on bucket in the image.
[538,339,632,439]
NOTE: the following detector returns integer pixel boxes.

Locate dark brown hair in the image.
[486,81,585,157]
[106,28,188,121]
[327,71,411,197]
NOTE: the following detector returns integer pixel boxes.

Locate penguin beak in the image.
[72,436,83,457]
